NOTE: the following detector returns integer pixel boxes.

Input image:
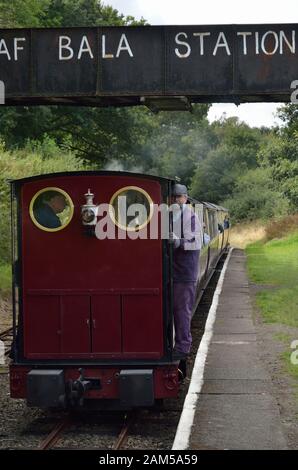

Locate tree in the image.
[133,105,211,183]
[190,117,264,203]
[222,167,289,221]
[257,108,298,209]
[0,0,50,27]
[0,0,142,28]
[0,0,146,166]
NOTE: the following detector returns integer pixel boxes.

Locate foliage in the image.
[0,264,11,296]
[272,158,298,208]
[0,0,142,28]
[189,112,297,220]
[0,0,50,27]
[133,106,211,183]
[0,0,146,166]
[277,103,298,136]
[228,220,266,249]
[264,214,298,241]
[190,118,264,202]
[257,106,298,209]
[221,167,289,221]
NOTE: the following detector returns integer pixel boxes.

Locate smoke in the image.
[104,159,125,171]
[104,159,145,174]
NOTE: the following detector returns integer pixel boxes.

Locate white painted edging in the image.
[172,248,234,450]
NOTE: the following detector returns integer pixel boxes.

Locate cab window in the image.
[29,188,74,232]
[109,186,153,231]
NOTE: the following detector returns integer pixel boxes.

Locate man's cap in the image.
[172,183,188,196]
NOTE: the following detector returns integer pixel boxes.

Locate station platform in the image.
[173,248,287,450]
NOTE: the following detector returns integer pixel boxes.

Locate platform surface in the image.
[189,249,287,450]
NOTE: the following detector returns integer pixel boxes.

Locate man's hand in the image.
[169,232,180,247]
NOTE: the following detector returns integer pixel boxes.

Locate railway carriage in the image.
[9,171,229,409]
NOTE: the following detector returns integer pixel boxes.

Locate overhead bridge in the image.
[1,24,298,107]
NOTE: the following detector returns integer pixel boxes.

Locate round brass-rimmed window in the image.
[29,187,74,232]
[109,186,154,231]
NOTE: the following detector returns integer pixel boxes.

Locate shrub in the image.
[265,214,298,241]
[221,167,290,222]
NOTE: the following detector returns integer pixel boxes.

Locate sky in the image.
[102,0,298,127]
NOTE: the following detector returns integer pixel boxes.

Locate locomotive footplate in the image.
[11,364,179,407]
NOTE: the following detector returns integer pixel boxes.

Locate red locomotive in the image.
[9,171,229,409]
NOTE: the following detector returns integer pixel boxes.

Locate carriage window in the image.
[208,211,217,239]
[109,186,153,231]
[29,188,74,232]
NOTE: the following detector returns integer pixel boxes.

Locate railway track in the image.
[113,411,138,450]
[38,414,72,450]
[0,326,13,358]
[38,410,138,450]
[0,326,13,340]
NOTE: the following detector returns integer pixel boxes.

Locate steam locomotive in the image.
[9,171,229,409]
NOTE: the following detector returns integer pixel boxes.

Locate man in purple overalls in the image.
[171,184,202,376]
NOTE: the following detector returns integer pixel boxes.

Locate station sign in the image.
[1,25,298,105]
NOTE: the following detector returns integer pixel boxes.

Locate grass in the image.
[273,332,292,344]
[246,231,298,327]
[0,264,11,298]
[265,214,298,241]
[281,349,298,397]
[247,229,298,396]
[281,349,298,377]
[229,220,266,249]
[246,232,298,287]
[256,288,298,327]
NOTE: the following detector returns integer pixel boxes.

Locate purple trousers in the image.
[173,282,196,355]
